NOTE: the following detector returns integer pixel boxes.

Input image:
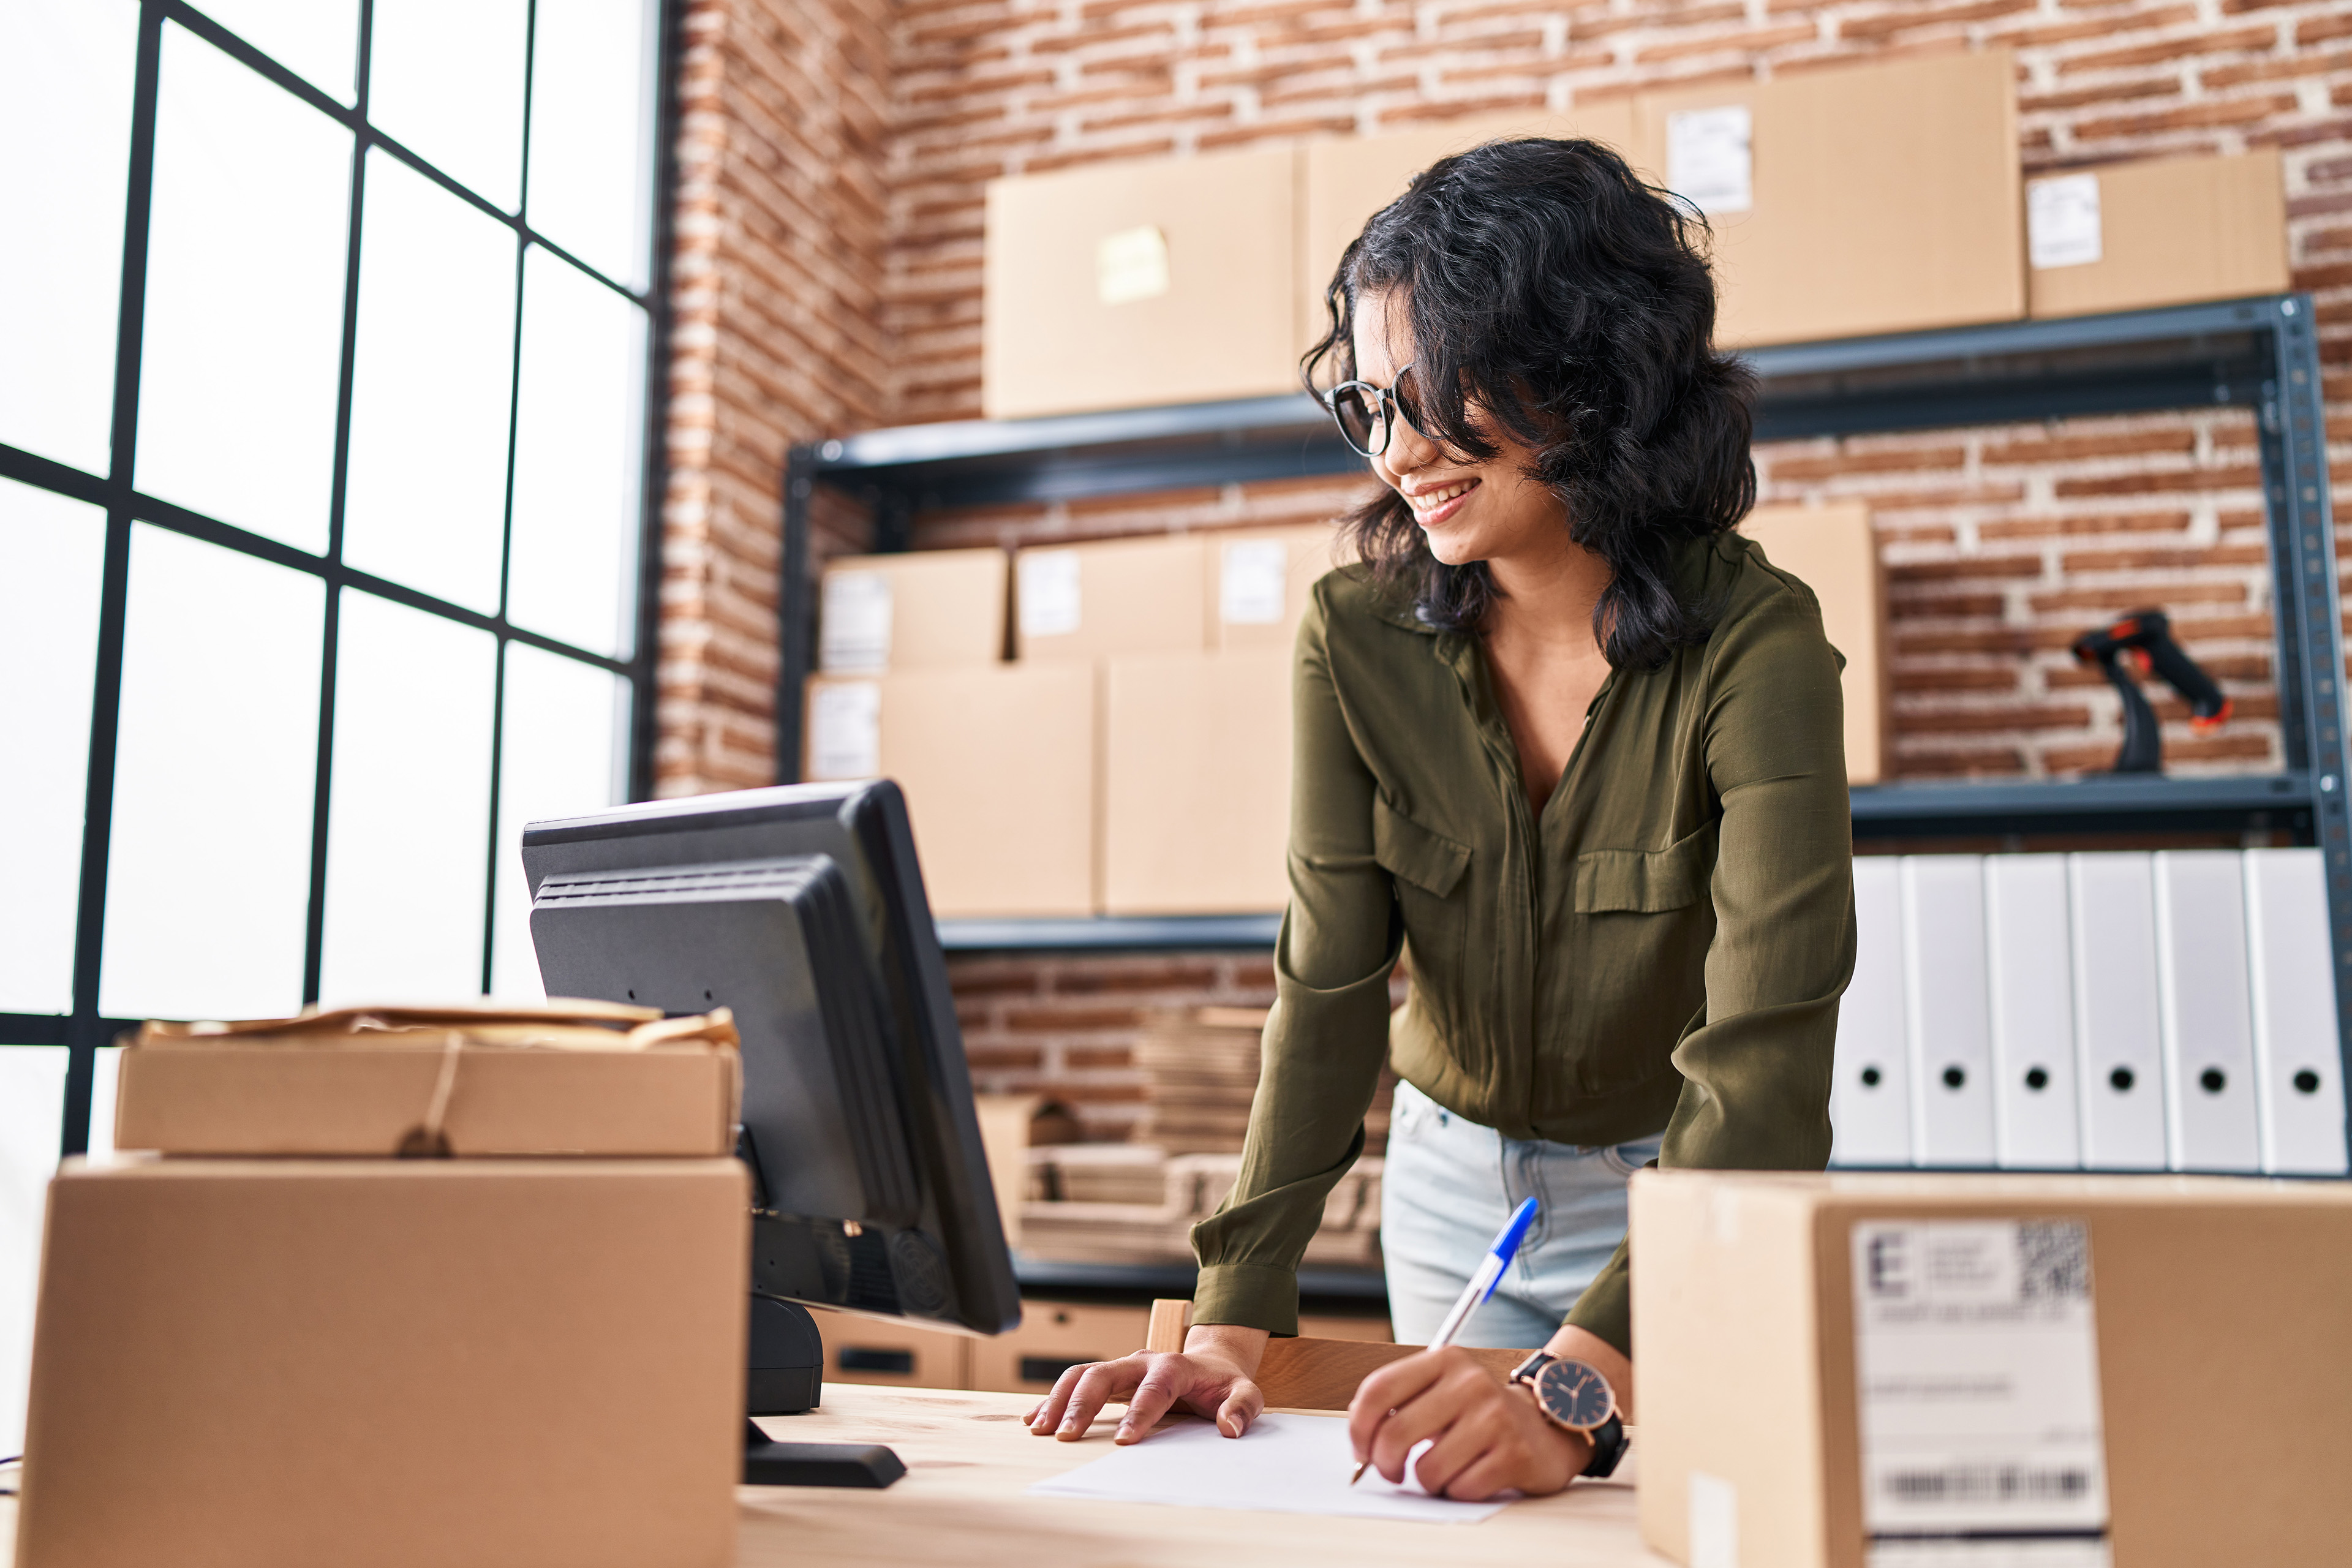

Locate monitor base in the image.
[743,1421,906,1488]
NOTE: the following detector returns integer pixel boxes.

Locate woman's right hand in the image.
[1025,1324,1271,1445]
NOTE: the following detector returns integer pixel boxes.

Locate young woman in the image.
[1029,137,1853,1499]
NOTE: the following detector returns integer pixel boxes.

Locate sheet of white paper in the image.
[1028,1412,1509,1524]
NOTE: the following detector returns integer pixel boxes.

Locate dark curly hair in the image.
[1305,137,1757,670]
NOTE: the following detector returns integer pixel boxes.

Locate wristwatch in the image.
[1507,1351,1628,1479]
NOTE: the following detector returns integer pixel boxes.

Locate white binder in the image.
[2152,850,2263,1172]
[1899,855,1995,1166]
[1831,856,1911,1166]
[2067,853,2168,1170]
[1984,854,2081,1169]
[2241,848,2351,1174]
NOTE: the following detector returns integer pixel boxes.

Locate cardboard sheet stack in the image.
[1017,1152,1385,1269]
[14,1002,749,1568]
[1016,1008,1395,1268]
[1136,1006,1394,1157]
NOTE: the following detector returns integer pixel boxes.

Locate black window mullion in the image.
[59,0,168,1157]
[481,0,540,996]
[300,0,375,1008]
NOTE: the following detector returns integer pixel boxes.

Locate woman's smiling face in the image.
[1351,288,1566,569]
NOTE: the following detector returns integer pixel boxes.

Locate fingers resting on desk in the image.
[1025,1350,1266,1445]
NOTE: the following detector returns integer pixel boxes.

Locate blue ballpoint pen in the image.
[1348,1196,1541,1486]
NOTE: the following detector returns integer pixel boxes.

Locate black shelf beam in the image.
[1013,1253,1389,1303]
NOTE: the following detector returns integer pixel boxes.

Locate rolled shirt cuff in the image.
[1189,1261,1300,1338]
[1561,1244,1633,1359]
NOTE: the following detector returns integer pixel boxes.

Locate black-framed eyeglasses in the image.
[1321,364,1424,458]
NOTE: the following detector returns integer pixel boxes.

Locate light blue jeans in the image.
[1379,1079,1664,1349]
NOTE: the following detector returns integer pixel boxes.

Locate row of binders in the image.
[1831,847,2348,1175]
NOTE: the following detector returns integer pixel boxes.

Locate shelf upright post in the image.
[2258,295,2352,1148]
[778,445,818,783]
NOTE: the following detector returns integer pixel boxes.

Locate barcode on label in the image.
[2016,1220,2089,1303]
[1884,1466,2095,1506]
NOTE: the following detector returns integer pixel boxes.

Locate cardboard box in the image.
[1633,1170,2352,1568]
[1102,648,1292,916]
[1014,533,1210,663]
[18,1155,748,1568]
[984,147,1297,419]
[1203,523,1347,654]
[1298,102,1642,355]
[1739,502,1888,785]
[2027,150,2288,320]
[817,547,1009,673]
[113,1006,741,1158]
[1635,51,2023,347]
[805,663,1097,918]
[969,1300,1151,1395]
[810,1306,975,1390]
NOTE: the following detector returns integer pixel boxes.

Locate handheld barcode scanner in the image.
[2070,608,2231,774]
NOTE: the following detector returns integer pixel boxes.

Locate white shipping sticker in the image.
[1689,1470,1740,1568]
[2027,175,2103,271]
[1018,549,1083,639]
[1221,539,1289,626]
[807,680,881,780]
[1853,1220,2111,1568]
[1667,105,1753,216]
[1096,225,1171,306]
[818,570,893,673]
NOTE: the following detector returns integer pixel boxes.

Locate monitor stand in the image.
[743,1420,907,1487]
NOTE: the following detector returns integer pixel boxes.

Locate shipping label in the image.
[819,570,893,674]
[1852,1219,2111,1568]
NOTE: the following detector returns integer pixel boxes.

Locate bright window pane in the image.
[0,1046,67,1459]
[507,247,645,658]
[318,590,497,1006]
[524,0,658,289]
[100,525,322,1021]
[0,481,107,1016]
[88,1046,127,1159]
[342,151,516,614]
[136,23,350,554]
[0,1,137,475]
[489,644,628,1001]
[368,0,527,212]
[190,0,360,105]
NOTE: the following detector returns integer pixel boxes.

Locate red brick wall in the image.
[660,0,2352,1128]
[657,0,895,796]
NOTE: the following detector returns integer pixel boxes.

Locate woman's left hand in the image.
[1346,1346,1588,1501]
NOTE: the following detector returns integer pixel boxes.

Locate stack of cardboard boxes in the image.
[806,524,1341,918]
[984,50,2290,420]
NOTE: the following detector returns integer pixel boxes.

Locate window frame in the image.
[0,0,678,1155]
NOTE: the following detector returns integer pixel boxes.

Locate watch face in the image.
[1533,1359,1615,1431]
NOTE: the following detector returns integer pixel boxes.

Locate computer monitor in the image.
[520,780,1022,1485]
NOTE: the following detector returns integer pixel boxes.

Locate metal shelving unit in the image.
[778,290,2352,1128]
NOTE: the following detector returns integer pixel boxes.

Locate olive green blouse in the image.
[1189,532,1855,1355]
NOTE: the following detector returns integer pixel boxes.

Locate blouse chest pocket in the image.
[1574,821,1716,914]
[1373,796,1472,997]
[1372,796,1470,899]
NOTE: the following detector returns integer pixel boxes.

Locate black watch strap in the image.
[1579,1412,1628,1479]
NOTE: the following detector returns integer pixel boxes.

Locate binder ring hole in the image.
[1860,1066,1882,1088]
[2024,1067,2049,1091]
[1940,1066,1966,1090]
[2109,1067,2136,1092]
[2294,1069,2323,1095]
[2199,1068,2227,1095]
